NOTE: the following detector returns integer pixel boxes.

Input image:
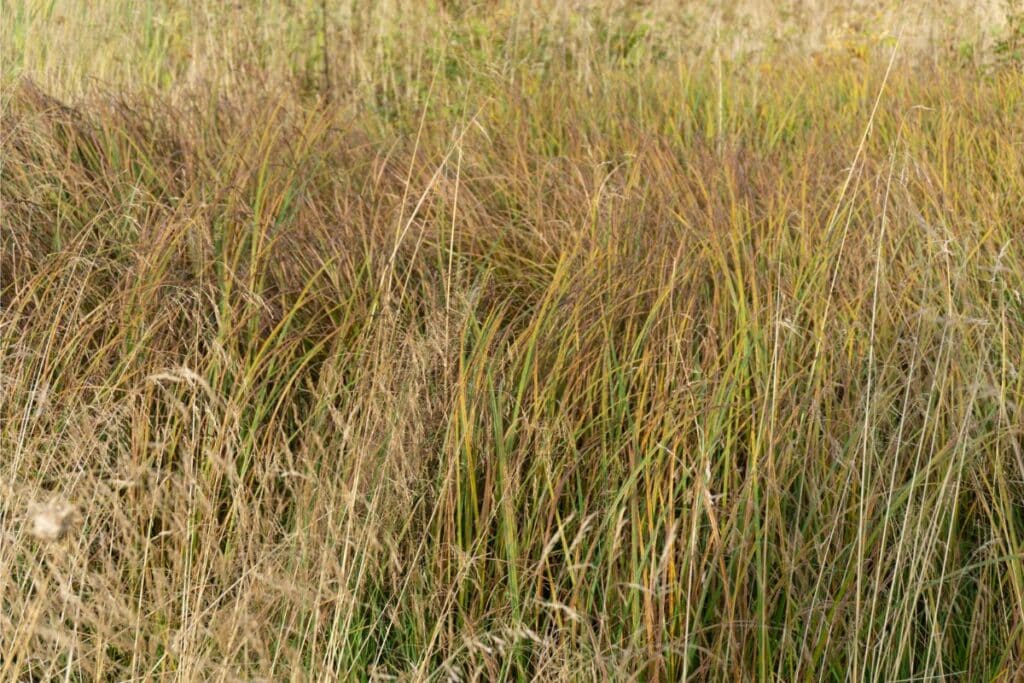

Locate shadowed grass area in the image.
[2,2,1023,680]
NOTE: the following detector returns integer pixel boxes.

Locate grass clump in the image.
[1,1,1023,680]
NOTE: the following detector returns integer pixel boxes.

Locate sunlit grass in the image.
[1,2,1023,680]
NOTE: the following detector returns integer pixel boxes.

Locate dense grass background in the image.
[2,1,1023,680]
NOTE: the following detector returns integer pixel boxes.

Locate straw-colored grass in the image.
[2,1,1023,680]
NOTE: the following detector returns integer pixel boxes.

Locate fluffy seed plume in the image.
[27,500,81,542]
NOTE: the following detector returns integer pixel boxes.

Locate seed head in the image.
[28,500,81,542]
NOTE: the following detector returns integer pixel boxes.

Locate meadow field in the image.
[2,1,1023,680]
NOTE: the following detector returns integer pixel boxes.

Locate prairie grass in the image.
[1,1,1023,680]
